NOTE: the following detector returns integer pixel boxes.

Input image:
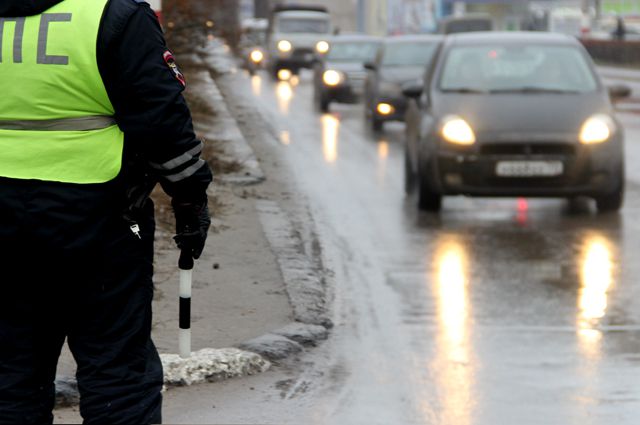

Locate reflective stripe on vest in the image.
[0,116,116,131]
[0,0,124,184]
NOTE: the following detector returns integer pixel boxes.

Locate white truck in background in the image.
[266,4,333,80]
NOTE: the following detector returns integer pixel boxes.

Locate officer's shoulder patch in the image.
[163,50,186,88]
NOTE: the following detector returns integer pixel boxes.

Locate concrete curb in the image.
[256,201,332,328]
[198,45,333,344]
[55,348,270,408]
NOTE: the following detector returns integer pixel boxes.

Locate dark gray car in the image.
[403,32,627,212]
[313,35,382,112]
[363,35,443,131]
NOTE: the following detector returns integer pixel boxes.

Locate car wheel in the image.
[371,116,383,132]
[271,66,280,80]
[595,183,624,213]
[417,164,442,212]
[319,97,330,113]
[404,151,415,195]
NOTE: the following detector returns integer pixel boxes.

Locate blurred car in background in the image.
[312,35,382,112]
[239,18,268,75]
[266,5,333,80]
[436,13,494,34]
[363,35,443,131]
[403,32,628,213]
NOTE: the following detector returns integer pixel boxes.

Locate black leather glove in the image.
[172,198,211,260]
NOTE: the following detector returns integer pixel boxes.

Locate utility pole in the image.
[581,0,591,34]
[357,0,366,33]
[254,0,271,19]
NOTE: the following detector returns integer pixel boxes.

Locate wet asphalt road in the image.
[247,70,640,424]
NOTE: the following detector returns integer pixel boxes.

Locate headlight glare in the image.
[580,114,613,144]
[250,49,264,63]
[441,115,476,145]
[278,40,292,53]
[376,103,395,115]
[323,70,343,86]
[316,40,330,54]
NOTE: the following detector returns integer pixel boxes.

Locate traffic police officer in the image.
[0,0,212,423]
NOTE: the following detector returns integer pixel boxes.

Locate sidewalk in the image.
[597,65,640,112]
[598,65,640,82]
[53,43,330,422]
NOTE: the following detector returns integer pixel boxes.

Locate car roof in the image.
[384,34,444,44]
[272,4,328,14]
[276,10,330,19]
[445,31,579,46]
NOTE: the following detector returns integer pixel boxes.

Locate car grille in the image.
[480,143,576,156]
[292,48,314,59]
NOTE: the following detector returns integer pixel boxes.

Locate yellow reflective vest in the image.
[0,0,124,184]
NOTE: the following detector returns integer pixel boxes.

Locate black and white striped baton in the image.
[178,250,194,359]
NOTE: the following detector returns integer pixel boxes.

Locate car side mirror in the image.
[364,62,377,71]
[608,84,631,100]
[402,81,424,99]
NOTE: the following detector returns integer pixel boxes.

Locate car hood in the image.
[0,0,63,17]
[433,92,612,140]
[380,66,425,84]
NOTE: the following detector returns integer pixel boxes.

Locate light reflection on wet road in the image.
[253,71,640,423]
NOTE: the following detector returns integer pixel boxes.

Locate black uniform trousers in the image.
[0,181,163,424]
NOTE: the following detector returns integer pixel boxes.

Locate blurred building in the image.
[359,0,391,35]
[388,0,438,34]
[444,0,536,30]
[246,0,606,36]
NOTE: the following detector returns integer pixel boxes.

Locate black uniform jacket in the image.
[0,0,212,249]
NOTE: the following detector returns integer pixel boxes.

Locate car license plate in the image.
[495,161,564,177]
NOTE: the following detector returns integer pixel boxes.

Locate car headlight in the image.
[316,40,330,54]
[278,40,292,53]
[580,114,614,144]
[323,70,344,86]
[250,49,264,63]
[278,69,293,81]
[376,103,395,116]
[441,115,476,145]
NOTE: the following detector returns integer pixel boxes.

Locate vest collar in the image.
[0,0,65,17]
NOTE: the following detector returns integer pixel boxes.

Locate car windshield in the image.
[327,42,380,62]
[439,44,598,93]
[242,29,266,45]
[278,18,330,34]
[382,42,439,67]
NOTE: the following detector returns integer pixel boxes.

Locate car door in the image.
[411,45,442,171]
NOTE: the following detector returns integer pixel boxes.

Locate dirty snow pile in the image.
[161,348,271,387]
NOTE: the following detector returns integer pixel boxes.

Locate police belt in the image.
[0,116,117,131]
